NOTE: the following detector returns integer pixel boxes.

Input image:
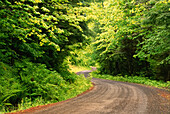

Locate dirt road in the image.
[22,71,170,114]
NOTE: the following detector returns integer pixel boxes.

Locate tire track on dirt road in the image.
[17,71,170,114]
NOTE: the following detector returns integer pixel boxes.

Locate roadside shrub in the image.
[0,61,92,112]
[91,71,170,89]
[0,62,24,111]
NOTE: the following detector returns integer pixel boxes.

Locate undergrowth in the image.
[0,62,92,113]
[91,72,170,89]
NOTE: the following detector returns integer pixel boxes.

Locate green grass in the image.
[91,72,170,89]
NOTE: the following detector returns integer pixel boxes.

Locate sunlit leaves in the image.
[0,0,92,112]
[0,0,89,70]
[86,0,170,80]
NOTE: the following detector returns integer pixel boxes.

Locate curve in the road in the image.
[13,71,170,114]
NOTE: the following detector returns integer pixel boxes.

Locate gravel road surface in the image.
[19,71,170,114]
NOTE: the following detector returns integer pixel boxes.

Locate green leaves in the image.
[0,0,89,70]
[0,61,92,112]
[85,0,169,80]
[133,0,170,80]
[0,0,91,112]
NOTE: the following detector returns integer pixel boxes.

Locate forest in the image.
[0,0,170,113]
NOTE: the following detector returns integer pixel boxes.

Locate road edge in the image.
[6,82,94,114]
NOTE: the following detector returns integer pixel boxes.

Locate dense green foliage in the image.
[0,0,92,112]
[0,62,91,112]
[0,0,89,71]
[84,0,170,81]
[67,44,96,67]
[1,0,170,112]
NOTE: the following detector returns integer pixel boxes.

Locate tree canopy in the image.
[83,0,170,81]
[0,0,169,112]
[0,0,92,112]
